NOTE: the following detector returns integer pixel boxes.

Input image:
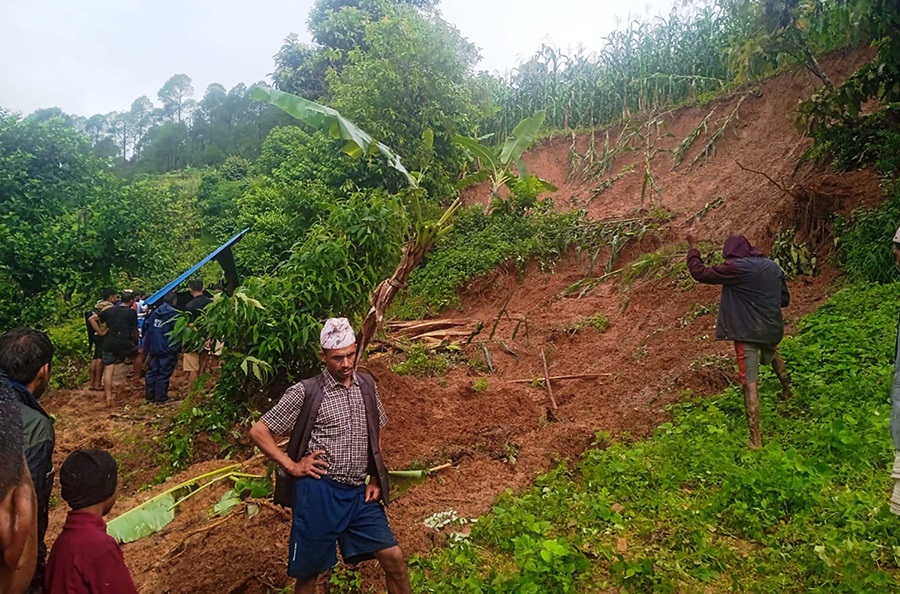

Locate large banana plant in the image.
[250,86,416,187]
[251,86,460,358]
[454,111,557,210]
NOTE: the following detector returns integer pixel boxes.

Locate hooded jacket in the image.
[143,302,181,356]
[687,235,790,344]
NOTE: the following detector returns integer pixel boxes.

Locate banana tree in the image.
[454,111,557,213]
[251,86,460,359]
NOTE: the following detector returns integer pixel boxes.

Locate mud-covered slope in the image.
[39,49,884,594]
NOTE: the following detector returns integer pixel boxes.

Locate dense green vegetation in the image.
[4,0,900,590]
[3,0,900,510]
[410,282,900,592]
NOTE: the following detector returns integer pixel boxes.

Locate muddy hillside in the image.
[41,49,881,593]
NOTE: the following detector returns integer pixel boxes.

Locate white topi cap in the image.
[320,318,356,350]
[893,225,900,244]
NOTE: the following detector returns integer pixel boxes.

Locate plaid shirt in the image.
[261,371,387,486]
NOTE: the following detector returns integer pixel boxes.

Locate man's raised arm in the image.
[686,230,741,285]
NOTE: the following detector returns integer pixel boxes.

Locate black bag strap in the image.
[285,374,325,462]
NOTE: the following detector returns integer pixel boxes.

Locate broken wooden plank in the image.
[387,318,478,332]
[413,329,477,340]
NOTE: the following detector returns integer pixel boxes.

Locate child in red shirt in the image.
[45,449,138,594]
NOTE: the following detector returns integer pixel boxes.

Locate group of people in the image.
[0,277,218,594]
[85,280,216,406]
[0,328,136,594]
[5,228,900,594]
[0,316,409,594]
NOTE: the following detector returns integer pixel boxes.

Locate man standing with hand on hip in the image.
[249,318,410,594]
[686,231,792,449]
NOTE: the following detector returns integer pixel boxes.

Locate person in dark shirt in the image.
[0,328,54,594]
[45,449,138,594]
[0,378,38,594]
[86,289,116,392]
[183,279,213,386]
[96,292,138,406]
[686,231,791,449]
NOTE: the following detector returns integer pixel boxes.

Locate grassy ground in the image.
[409,282,900,593]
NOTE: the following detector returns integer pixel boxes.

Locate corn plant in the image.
[480,2,868,141]
[673,107,717,167]
[688,94,747,168]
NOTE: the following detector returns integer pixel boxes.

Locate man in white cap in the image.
[890,227,900,515]
[249,318,410,593]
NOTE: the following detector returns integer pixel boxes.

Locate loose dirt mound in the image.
[40,49,884,593]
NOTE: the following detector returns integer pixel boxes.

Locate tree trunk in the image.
[355,238,430,364]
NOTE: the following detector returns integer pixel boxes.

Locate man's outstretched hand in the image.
[290,450,330,479]
[686,229,698,250]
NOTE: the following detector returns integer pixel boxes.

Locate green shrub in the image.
[771,228,816,278]
[391,343,449,377]
[470,377,488,392]
[160,385,252,477]
[837,185,900,283]
[393,204,587,319]
[48,316,91,389]
[160,188,407,472]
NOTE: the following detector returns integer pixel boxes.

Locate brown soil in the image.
[39,48,884,593]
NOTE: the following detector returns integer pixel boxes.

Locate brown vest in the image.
[278,371,391,506]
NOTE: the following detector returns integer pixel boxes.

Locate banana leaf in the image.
[249,86,415,187]
[107,492,176,544]
[107,464,240,544]
[500,111,546,165]
[389,469,430,500]
[211,489,242,517]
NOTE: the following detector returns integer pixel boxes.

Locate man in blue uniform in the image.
[142,291,181,404]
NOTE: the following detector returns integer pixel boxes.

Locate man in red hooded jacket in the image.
[686,231,792,448]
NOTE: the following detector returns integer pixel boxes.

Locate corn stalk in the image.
[672,107,717,167]
[688,95,747,168]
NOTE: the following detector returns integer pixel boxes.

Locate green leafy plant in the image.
[390,343,449,377]
[771,228,817,278]
[454,112,557,213]
[470,377,488,392]
[107,464,244,543]
[678,303,718,328]
[837,203,900,282]
[250,85,415,186]
[555,313,610,339]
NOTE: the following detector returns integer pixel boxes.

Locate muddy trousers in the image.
[145,352,177,403]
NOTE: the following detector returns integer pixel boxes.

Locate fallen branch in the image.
[489,290,515,340]
[734,158,801,198]
[481,343,494,373]
[507,373,609,384]
[498,340,518,360]
[414,329,477,339]
[541,349,558,413]
[685,196,724,226]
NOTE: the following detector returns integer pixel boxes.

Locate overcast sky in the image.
[0,0,672,117]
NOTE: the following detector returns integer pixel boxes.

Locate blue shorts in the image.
[288,476,398,580]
